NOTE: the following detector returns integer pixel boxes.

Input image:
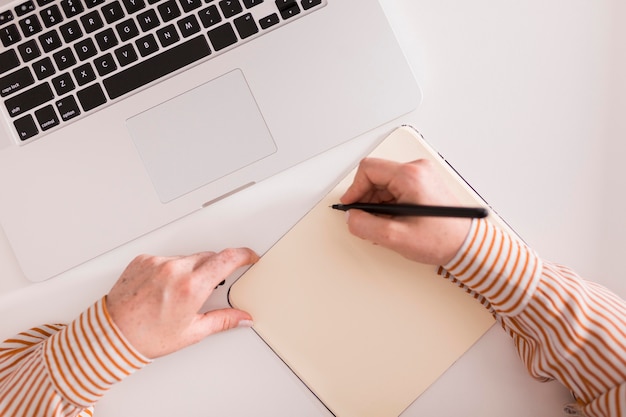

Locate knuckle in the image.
[129,253,163,271]
[131,253,152,264]
[157,259,181,277]
[221,247,239,258]
[217,247,255,266]
[358,157,371,168]
[375,220,404,250]
[217,248,239,264]
[403,159,431,177]
[378,220,399,243]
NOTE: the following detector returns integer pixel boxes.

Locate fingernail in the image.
[238,319,254,328]
[344,210,350,223]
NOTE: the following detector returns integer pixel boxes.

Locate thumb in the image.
[196,308,253,338]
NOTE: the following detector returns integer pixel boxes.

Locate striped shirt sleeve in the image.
[0,296,151,417]
[442,218,626,417]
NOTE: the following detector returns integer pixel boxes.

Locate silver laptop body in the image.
[0,0,421,281]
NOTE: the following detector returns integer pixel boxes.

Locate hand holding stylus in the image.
[339,157,476,265]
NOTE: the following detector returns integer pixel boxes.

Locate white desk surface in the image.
[1,0,625,416]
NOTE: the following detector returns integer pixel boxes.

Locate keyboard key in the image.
[52,46,77,69]
[37,0,56,7]
[34,104,60,131]
[177,14,200,37]
[32,56,56,79]
[0,49,20,74]
[19,15,43,37]
[93,53,117,75]
[233,13,257,39]
[17,39,41,62]
[157,0,180,22]
[178,0,201,13]
[74,37,97,60]
[59,20,82,42]
[14,114,39,140]
[51,71,75,94]
[258,13,278,29]
[40,5,63,27]
[242,0,262,8]
[0,67,34,97]
[301,0,321,10]
[103,35,210,99]
[38,29,62,52]
[101,0,125,24]
[121,0,145,14]
[116,18,139,41]
[137,9,159,31]
[15,0,36,17]
[135,33,159,56]
[279,3,299,19]
[156,24,179,47]
[77,83,106,111]
[80,10,103,33]
[198,4,221,28]
[60,0,84,17]
[0,10,15,25]
[114,43,138,65]
[95,27,118,50]
[219,0,242,18]
[274,0,293,10]
[84,0,105,9]
[207,22,237,51]
[1,24,21,47]
[72,62,96,85]
[5,82,54,117]
[275,0,299,18]
[55,95,81,121]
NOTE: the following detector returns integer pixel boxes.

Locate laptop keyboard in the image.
[0,0,325,143]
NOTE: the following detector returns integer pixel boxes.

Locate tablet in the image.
[230,126,503,417]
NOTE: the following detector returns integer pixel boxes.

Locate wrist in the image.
[442,219,542,316]
[44,297,151,407]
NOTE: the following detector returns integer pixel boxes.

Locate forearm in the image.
[0,297,150,417]
[506,262,626,416]
[443,219,626,416]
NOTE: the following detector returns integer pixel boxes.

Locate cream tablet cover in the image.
[229,126,502,417]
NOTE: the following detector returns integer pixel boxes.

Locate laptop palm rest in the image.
[126,69,277,203]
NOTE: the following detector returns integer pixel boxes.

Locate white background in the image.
[1,0,624,415]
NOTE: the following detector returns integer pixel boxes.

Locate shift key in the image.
[5,83,54,117]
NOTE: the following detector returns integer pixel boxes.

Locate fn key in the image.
[14,114,39,141]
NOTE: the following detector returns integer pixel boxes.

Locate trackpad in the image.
[127,69,277,203]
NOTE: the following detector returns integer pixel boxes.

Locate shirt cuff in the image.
[442,218,543,316]
[43,296,151,408]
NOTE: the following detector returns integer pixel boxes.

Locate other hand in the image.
[106,248,259,359]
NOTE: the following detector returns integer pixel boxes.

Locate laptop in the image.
[0,0,421,282]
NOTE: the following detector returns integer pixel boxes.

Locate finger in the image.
[340,158,402,204]
[346,208,405,250]
[194,308,253,339]
[193,248,259,290]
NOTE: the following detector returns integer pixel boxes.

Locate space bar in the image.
[103,36,212,100]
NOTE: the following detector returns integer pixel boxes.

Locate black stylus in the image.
[331,203,488,218]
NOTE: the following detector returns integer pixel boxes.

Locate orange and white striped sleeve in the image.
[0,296,151,417]
[441,218,626,417]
